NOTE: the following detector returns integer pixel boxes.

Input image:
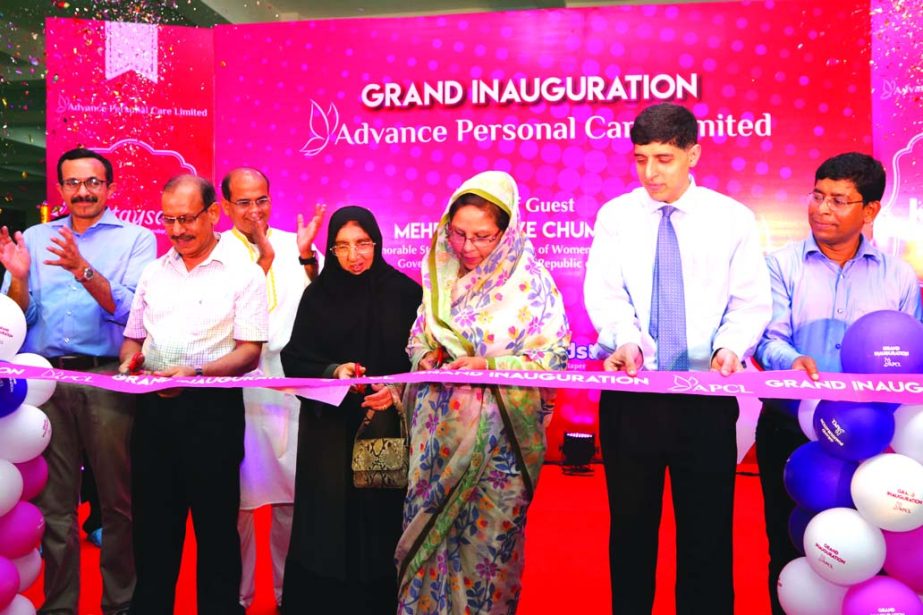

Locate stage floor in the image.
[24,463,771,614]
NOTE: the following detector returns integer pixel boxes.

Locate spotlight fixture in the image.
[561,431,596,474]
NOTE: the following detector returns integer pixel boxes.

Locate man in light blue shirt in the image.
[0,148,156,615]
[754,152,922,615]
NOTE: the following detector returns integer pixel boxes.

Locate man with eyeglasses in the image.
[753,152,922,614]
[0,147,155,615]
[119,174,268,614]
[219,167,324,611]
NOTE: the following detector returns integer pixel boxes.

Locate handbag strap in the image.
[354,385,408,443]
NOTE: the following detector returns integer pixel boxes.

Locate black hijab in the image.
[281,206,422,380]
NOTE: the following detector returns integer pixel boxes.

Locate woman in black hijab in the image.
[280,206,422,614]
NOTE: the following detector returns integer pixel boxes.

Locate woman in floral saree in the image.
[396,170,571,614]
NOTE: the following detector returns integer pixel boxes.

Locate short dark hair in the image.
[630,103,698,149]
[57,148,114,184]
[220,167,271,201]
[163,174,216,208]
[814,153,886,203]
[447,193,511,231]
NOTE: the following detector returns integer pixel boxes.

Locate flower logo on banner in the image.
[55,94,68,115]
[105,21,158,83]
[880,79,898,100]
[299,101,340,157]
[669,375,700,393]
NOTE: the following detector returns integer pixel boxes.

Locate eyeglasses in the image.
[330,240,375,257]
[61,177,108,192]
[231,196,270,209]
[162,205,211,227]
[806,192,865,210]
[446,225,502,248]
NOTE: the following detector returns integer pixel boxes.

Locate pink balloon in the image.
[10,550,39,592]
[843,576,923,615]
[12,458,46,502]
[884,526,923,593]
[0,594,36,615]
[0,556,18,611]
[0,503,44,559]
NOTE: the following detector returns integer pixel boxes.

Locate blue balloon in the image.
[813,400,895,461]
[783,441,857,512]
[788,506,814,555]
[841,310,923,374]
[0,378,27,418]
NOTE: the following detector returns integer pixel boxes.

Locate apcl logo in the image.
[668,374,750,394]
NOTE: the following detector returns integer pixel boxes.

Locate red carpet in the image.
[24,463,770,614]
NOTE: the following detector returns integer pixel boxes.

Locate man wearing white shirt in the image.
[219,167,324,610]
[120,175,268,615]
[584,103,771,614]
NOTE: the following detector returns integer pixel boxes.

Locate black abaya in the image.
[280,206,422,614]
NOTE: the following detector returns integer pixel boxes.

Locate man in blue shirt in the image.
[0,148,156,615]
[754,152,923,614]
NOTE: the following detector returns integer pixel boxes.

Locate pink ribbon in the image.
[1,364,921,405]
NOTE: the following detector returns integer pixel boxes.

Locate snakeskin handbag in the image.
[351,389,409,489]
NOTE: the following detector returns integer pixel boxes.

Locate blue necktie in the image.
[649,205,689,371]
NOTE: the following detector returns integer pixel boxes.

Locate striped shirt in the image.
[124,234,268,371]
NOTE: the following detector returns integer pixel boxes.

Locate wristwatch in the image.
[299,250,317,266]
[76,267,95,283]
[194,367,204,377]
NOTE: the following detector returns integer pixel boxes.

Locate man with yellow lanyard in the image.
[220,167,324,611]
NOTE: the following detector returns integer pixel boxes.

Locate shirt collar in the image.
[804,234,882,263]
[50,207,125,231]
[230,225,273,248]
[166,233,228,270]
[644,175,697,214]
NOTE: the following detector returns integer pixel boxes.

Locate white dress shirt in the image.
[124,234,268,371]
[221,227,315,508]
[584,177,772,371]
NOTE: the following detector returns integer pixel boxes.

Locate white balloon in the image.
[778,556,848,615]
[799,399,821,441]
[0,594,36,615]
[0,460,23,517]
[8,354,55,407]
[893,404,923,465]
[851,453,923,532]
[0,405,51,464]
[10,550,40,592]
[0,296,26,362]
[803,507,886,586]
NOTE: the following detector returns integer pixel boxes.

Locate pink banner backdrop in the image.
[43,0,919,458]
[870,0,923,278]
[211,0,872,454]
[46,18,215,253]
